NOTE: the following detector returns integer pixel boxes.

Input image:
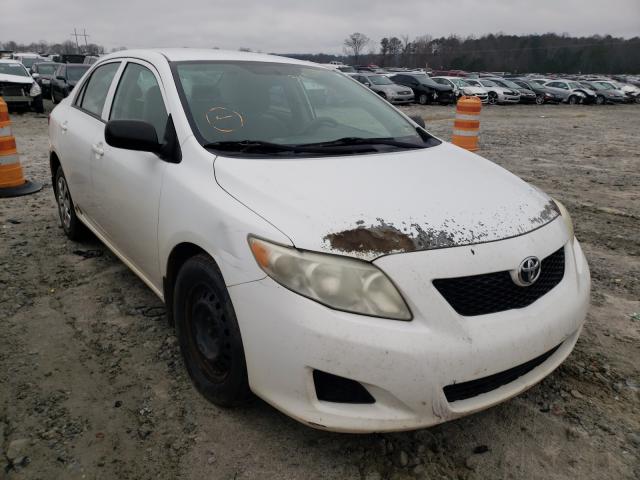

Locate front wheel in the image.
[535,94,545,105]
[568,95,578,105]
[54,167,86,240]
[174,254,252,407]
[488,92,498,105]
[595,95,605,105]
[417,93,428,105]
[31,95,44,113]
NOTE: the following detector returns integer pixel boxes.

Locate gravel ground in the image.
[1,101,639,480]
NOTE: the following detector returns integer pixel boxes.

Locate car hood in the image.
[425,83,453,92]
[214,142,560,260]
[462,86,487,95]
[0,73,33,85]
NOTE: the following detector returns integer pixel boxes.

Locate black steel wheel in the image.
[174,254,251,407]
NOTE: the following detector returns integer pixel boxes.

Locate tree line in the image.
[303,33,640,74]
[0,39,112,56]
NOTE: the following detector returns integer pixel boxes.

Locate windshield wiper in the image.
[298,137,423,149]
[203,140,304,153]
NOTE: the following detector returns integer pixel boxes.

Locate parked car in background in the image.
[350,73,414,104]
[389,73,455,105]
[0,59,43,112]
[48,48,589,433]
[31,61,62,99]
[430,76,488,103]
[464,78,520,105]
[511,78,561,104]
[486,77,537,104]
[50,64,90,103]
[593,80,640,103]
[84,56,100,65]
[543,80,595,104]
[12,52,45,73]
[578,81,626,104]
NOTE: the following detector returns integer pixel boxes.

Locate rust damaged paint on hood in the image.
[323,200,560,257]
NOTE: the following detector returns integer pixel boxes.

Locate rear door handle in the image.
[61,121,68,132]
[92,143,104,157]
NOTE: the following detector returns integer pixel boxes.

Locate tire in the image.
[174,254,252,407]
[54,167,86,240]
[535,94,545,105]
[51,89,58,104]
[595,95,605,105]
[568,95,578,105]
[488,92,498,105]
[32,95,44,114]
[417,93,428,105]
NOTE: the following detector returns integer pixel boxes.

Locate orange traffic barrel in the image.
[0,97,42,197]
[451,96,481,152]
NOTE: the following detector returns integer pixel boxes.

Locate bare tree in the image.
[343,32,370,65]
[379,37,390,66]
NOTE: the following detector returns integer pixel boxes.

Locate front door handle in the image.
[92,143,104,157]
[61,121,68,133]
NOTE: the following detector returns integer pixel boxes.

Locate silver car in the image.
[465,78,520,105]
[349,73,414,104]
[543,80,595,104]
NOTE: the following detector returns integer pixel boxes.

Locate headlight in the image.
[248,236,412,320]
[29,82,41,97]
[552,199,574,241]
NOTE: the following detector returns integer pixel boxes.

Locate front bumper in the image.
[388,93,415,104]
[229,218,590,432]
[498,93,521,104]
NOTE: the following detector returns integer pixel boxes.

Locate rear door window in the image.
[78,62,120,118]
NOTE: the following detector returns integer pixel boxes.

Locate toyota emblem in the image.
[515,256,541,286]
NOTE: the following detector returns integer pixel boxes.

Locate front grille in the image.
[433,247,565,316]
[443,343,561,402]
[0,83,27,97]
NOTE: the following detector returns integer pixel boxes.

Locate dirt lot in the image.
[1,101,639,480]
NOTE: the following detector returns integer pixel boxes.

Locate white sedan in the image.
[49,49,590,433]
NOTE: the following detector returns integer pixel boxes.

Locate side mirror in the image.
[31,72,40,79]
[364,82,371,87]
[105,120,161,153]
[409,115,426,129]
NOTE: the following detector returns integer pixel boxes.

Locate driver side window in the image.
[110,62,168,140]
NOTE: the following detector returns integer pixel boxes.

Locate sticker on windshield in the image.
[205,107,244,133]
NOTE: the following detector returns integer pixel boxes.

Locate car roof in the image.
[97,48,318,68]
[0,59,23,64]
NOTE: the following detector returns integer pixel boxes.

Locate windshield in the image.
[368,75,393,85]
[480,79,497,87]
[67,66,90,81]
[337,66,355,73]
[19,57,38,68]
[174,61,434,154]
[595,81,614,90]
[498,79,522,89]
[0,62,29,77]
[36,64,59,75]
[450,78,470,87]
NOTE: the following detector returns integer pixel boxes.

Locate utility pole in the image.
[70,28,90,52]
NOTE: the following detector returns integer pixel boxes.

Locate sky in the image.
[2,0,639,53]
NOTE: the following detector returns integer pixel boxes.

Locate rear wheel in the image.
[488,92,498,105]
[595,95,605,105]
[54,167,86,240]
[535,94,545,105]
[174,254,252,407]
[417,93,428,105]
[568,95,578,105]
